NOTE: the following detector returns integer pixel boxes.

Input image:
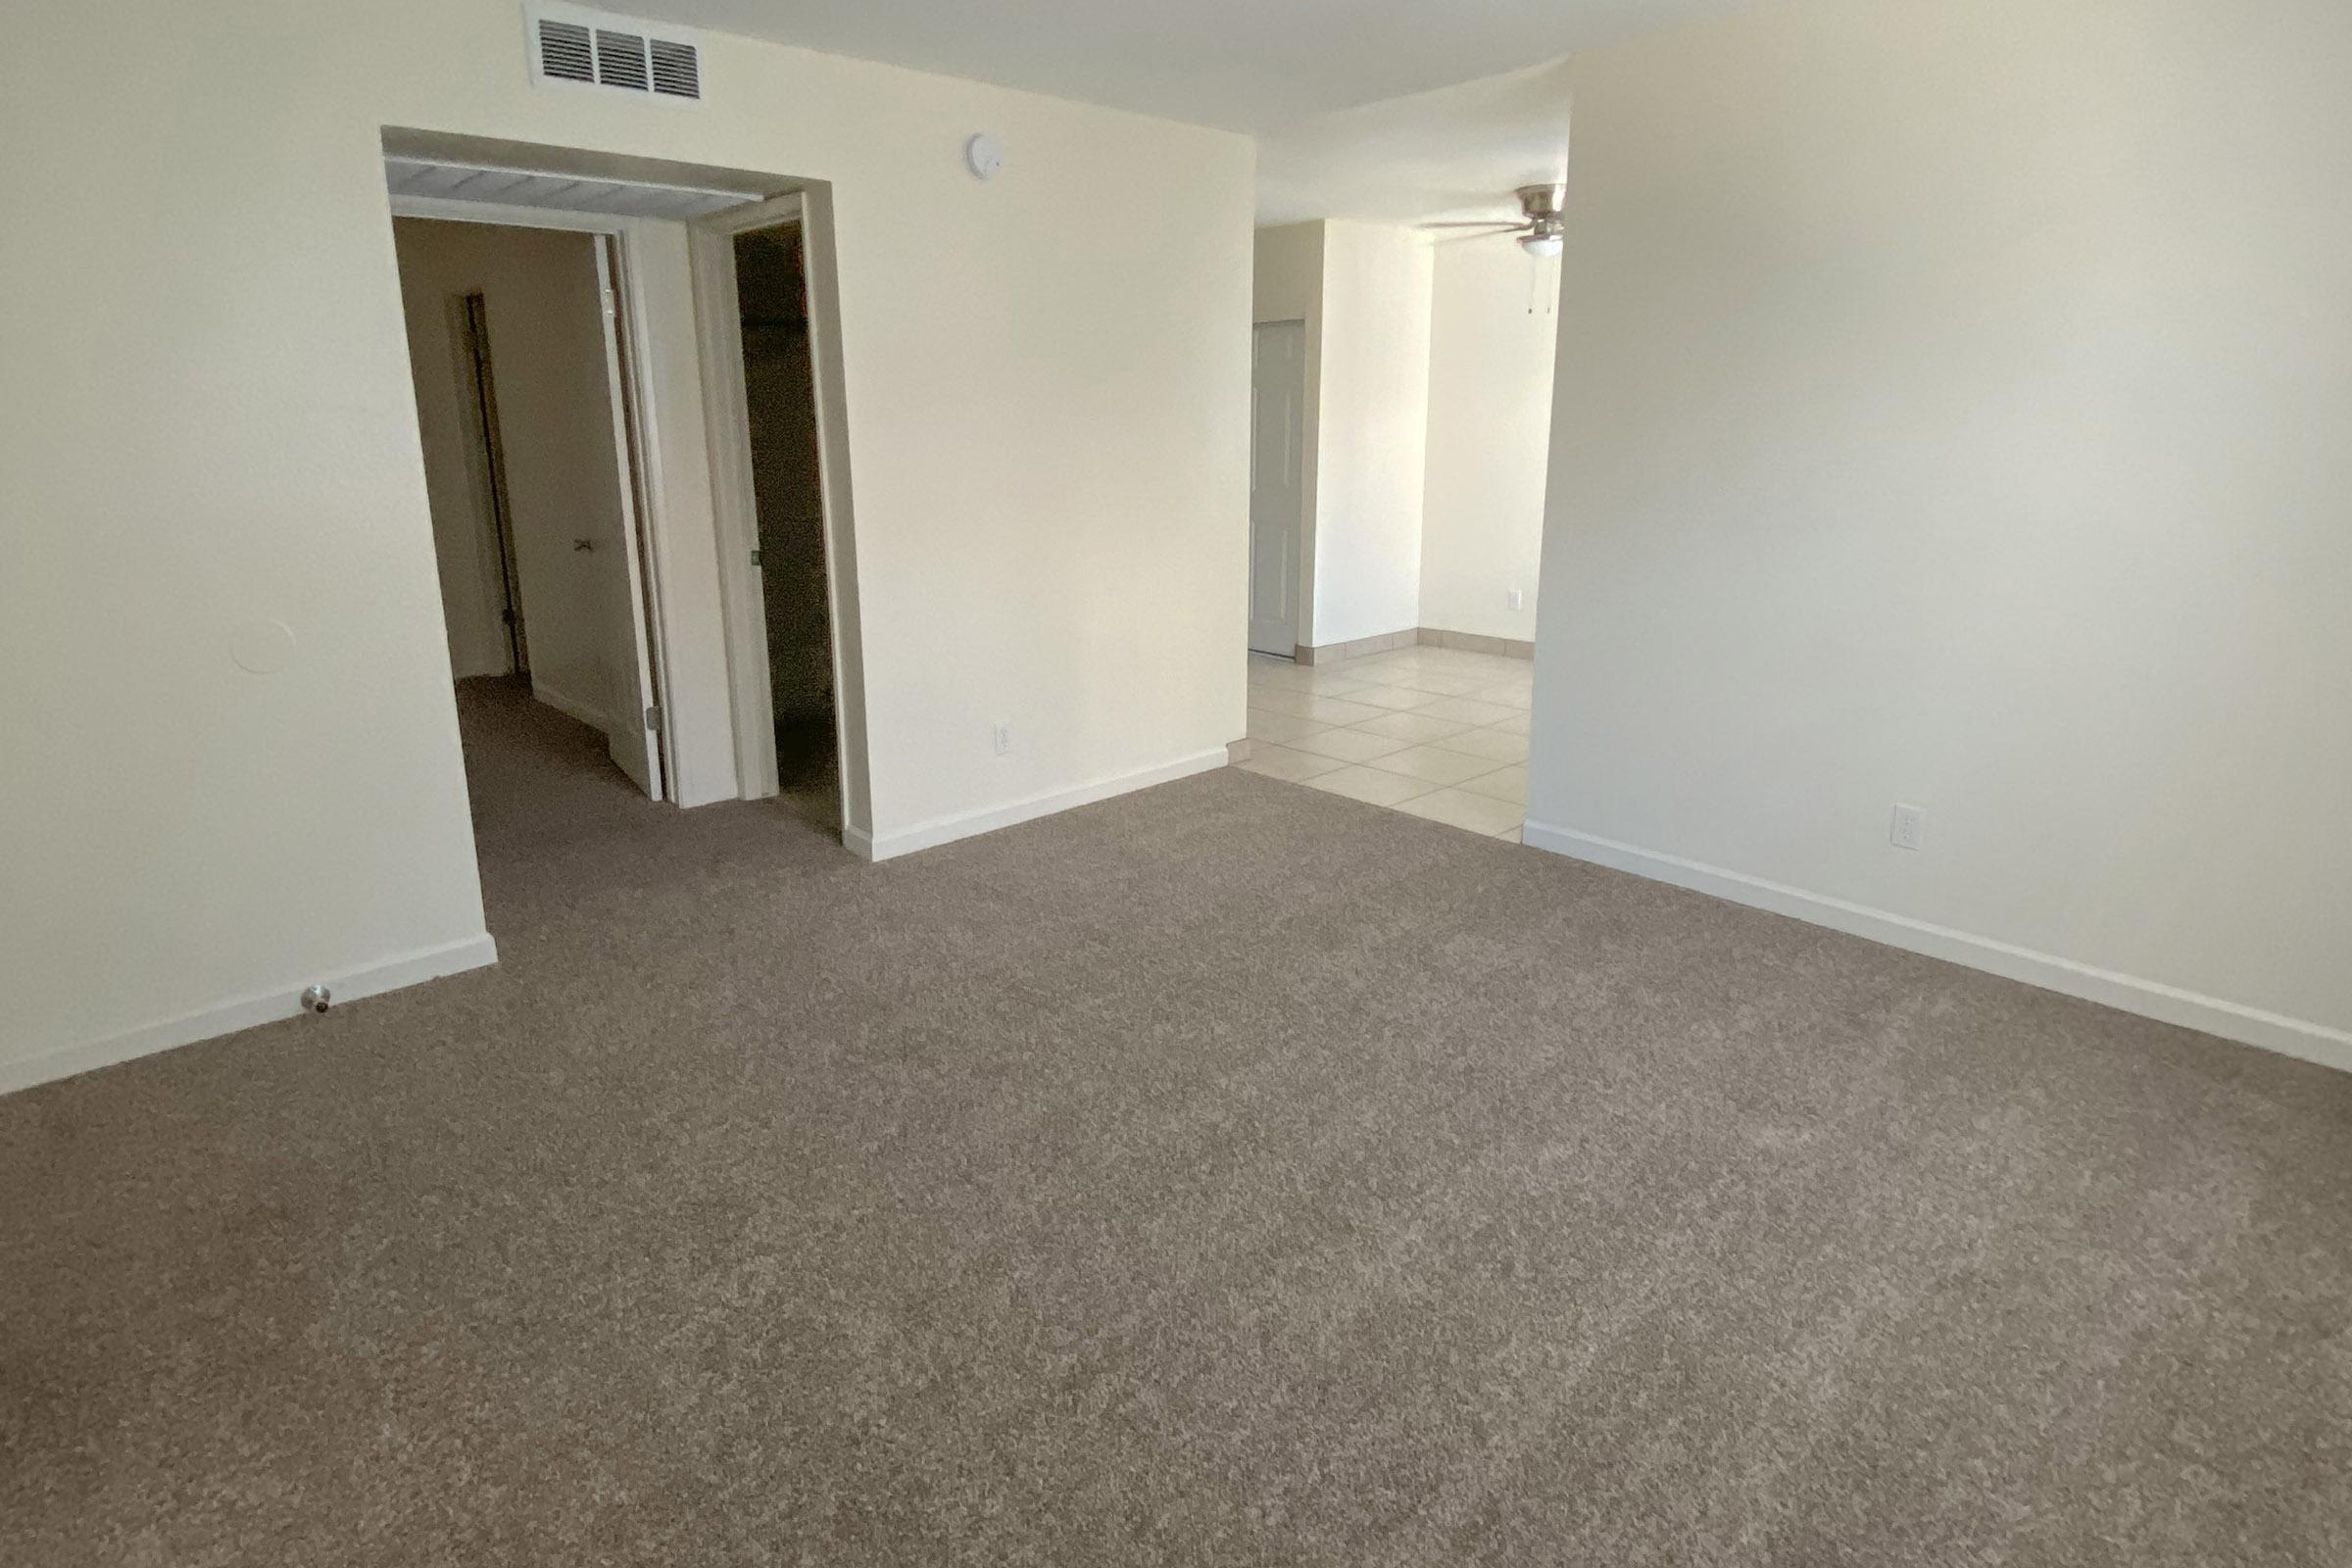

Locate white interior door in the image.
[592,234,664,800]
[1249,319,1306,656]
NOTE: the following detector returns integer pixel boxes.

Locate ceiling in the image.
[620,0,1745,226]
[622,0,1734,132]
[1254,57,1578,228]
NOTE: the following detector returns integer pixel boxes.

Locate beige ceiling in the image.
[619,0,1737,131]
[1255,57,1580,228]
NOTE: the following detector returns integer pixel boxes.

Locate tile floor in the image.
[1238,645,1531,841]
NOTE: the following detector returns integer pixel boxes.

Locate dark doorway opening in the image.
[729,222,840,833]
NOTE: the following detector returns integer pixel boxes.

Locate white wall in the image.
[393,219,635,732]
[1419,240,1557,642]
[1309,221,1431,646]
[0,0,1252,1089]
[1528,0,2352,1061]
[1255,220,1554,653]
[395,226,513,682]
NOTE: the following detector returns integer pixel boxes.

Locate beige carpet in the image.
[4,685,2349,1566]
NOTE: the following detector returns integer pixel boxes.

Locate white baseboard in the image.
[863,750,1228,861]
[1522,821,2352,1076]
[0,933,500,1098]
[530,679,608,733]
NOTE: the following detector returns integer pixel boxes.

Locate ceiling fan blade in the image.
[1433,228,1521,246]
[1418,220,1526,231]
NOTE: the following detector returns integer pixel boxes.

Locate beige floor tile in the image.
[1346,666,1485,697]
[1417,652,1514,676]
[1302,765,1435,807]
[1351,710,1474,744]
[1456,764,1528,806]
[1250,667,1375,697]
[1250,676,1369,705]
[1286,663,1377,688]
[1466,682,1532,710]
[1493,825,1524,844]
[1296,695,1390,725]
[1237,744,1347,783]
[1285,726,1412,763]
[1486,710,1532,736]
[1412,696,1521,726]
[1394,788,1526,836]
[1246,708,1329,744]
[1341,683,1445,711]
[1429,726,1529,763]
[1243,686,1325,718]
[1364,745,1502,786]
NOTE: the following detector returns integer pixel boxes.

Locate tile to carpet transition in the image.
[1299,763,1434,806]
[1364,745,1502,787]
[1392,784,1527,836]
[1236,744,1347,783]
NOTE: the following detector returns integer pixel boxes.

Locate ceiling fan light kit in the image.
[1424,181,1567,259]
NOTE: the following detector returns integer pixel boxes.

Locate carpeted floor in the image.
[4,687,2350,1566]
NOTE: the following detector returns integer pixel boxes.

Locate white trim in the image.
[1521,820,2352,1076]
[606,222,693,801]
[687,200,798,804]
[590,231,666,801]
[392,192,637,233]
[0,935,500,1098]
[529,677,608,732]
[864,751,1229,862]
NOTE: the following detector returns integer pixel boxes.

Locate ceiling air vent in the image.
[649,38,700,99]
[594,28,652,90]
[536,19,594,83]
[526,4,703,104]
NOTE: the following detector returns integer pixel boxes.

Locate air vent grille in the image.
[536,20,593,82]
[528,5,702,103]
[594,28,651,91]
[649,37,700,98]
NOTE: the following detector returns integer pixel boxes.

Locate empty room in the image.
[4,1,2348,1564]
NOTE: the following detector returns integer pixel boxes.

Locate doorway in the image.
[1249,318,1307,657]
[733,221,838,830]
[380,136,877,849]
[391,216,667,805]
[694,196,850,839]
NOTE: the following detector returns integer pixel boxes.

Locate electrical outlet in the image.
[1507,587,1525,612]
[993,722,1013,756]
[1890,803,1927,852]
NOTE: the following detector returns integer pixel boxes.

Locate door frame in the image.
[390,192,678,800]
[454,289,529,674]
[1248,318,1309,658]
[688,193,871,840]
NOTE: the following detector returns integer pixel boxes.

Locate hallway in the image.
[455,677,843,907]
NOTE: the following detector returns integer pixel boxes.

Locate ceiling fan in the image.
[1423,183,1567,258]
